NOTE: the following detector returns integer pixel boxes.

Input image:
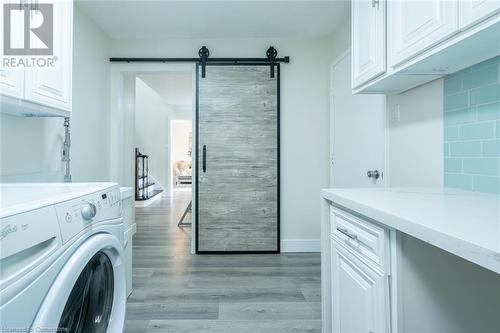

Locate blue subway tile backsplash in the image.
[444,158,462,173]
[449,141,483,157]
[470,82,500,106]
[483,140,500,156]
[443,55,500,194]
[459,122,495,140]
[444,108,475,125]
[444,174,473,191]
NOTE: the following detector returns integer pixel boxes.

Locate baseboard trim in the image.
[280,239,320,253]
[135,192,162,208]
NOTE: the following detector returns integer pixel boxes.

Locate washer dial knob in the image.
[81,203,97,221]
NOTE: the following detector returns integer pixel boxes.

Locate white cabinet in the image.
[0,2,24,100]
[388,0,458,67]
[331,241,390,333]
[322,196,500,332]
[0,69,24,99]
[0,1,73,116]
[351,0,386,88]
[326,207,392,333]
[24,1,73,112]
[459,0,500,29]
[352,0,499,94]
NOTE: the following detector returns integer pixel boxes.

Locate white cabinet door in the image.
[0,1,24,100]
[330,53,386,188]
[388,0,458,67]
[459,0,500,29]
[0,69,24,99]
[331,240,390,333]
[351,0,386,88]
[24,1,73,111]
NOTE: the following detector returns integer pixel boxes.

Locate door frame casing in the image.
[195,63,281,254]
[329,49,352,187]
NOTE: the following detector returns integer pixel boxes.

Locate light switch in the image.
[391,105,401,123]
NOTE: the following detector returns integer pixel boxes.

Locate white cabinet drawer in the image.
[330,206,390,274]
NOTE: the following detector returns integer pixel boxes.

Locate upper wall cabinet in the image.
[352,0,500,94]
[0,1,73,117]
[459,0,500,29]
[352,0,386,88]
[0,69,24,99]
[24,1,73,112]
[388,0,458,67]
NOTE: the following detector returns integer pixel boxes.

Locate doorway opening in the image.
[135,73,193,202]
[110,63,196,253]
[170,120,193,192]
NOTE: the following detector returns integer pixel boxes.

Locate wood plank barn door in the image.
[196,64,279,253]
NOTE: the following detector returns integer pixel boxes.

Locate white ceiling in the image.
[138,73,193,116]
[77,1,350,39]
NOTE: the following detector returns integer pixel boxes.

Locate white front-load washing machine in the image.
[0,183,126,333]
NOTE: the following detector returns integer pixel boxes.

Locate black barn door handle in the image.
[202,145,207,173]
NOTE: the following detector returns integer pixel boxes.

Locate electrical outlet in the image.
[391,105,400,123]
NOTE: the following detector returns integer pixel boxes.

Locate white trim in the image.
[329,49,352,188]
[330,48,351,69]
[280,239,320,253]
[390,229,402,333]
[191,67,197,255]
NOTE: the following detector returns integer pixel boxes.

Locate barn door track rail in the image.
[109,46,289,78]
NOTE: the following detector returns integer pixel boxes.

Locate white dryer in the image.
[0,183,126,333]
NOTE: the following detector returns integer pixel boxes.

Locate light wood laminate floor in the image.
[125,190,321,333]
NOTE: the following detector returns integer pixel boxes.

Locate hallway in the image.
[125,191,321,333]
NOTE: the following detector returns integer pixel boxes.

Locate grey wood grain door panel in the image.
[196,65,279,253]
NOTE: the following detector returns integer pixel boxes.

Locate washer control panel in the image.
[55,186,121,244]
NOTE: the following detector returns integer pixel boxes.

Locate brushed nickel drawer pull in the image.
[336,227,358,240]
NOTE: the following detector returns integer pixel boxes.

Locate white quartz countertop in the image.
[322,187,500,274]
[0,182,118,218]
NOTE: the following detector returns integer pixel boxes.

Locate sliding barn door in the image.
[196,64,279,253]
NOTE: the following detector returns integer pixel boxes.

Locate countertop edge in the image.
[321,189,500,275]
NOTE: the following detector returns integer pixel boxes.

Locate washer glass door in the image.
[58,251,114,333]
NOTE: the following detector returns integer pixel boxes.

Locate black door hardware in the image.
[202,145,207,173]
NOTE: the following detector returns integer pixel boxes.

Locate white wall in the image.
[0,5,111,182]
[0,114,64,181]
[328,17,351,63]
[171,120,192,163]
[112,34,348,250]
[386,80,444,187]
[135,78,174,192]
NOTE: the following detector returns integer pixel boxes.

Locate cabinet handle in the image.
[336,227,358,240]
[372,0,379,8]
